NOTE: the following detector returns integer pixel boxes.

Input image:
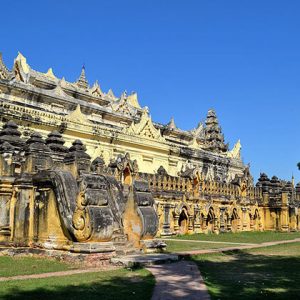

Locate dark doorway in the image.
[178,209,188,234]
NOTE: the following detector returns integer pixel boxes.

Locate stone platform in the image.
[111,253,179,267]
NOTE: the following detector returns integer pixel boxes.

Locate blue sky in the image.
[1,0,300,182]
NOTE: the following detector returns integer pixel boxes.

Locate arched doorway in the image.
[231,209,239,232]
[178,209,188,234]
[123,165,132,186]
[206,208,215,233]
[252,209,259,231]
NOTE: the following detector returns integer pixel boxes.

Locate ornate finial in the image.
[0,120,25,149]
[204,109,227,153]
[167,117,177,130]
[68,139,91,159]
[91,80,103,97]
[14,52,30,74]
[45,68,56,79]
[126,92,141,109]
[76,65,89,90]
[0,53,11,80]
[25,132,50,152]
[46,130,68,153]
[106,88,117,100]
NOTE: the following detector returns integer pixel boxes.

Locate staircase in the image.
[112,233,139,256]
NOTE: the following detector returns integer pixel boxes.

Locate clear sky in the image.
[1,0,300,183]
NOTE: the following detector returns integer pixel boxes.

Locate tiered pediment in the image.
[124,109,165,141]
[66,104,92,125]
[112,92,138,117]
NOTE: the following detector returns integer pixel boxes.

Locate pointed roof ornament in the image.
[45,67,56,79]
[120,90,127,100]
[66,104,91,124]
[127,92,141,109]
[90,80,103,97]
[76,65,89,90]
[0,53,11,80]
[14,52,30,74]
[53,80,66,96]
[167,117,177,130]
[106,88,117,100]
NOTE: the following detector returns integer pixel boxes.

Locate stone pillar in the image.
[161,204,172,236]
[173,214,179,233]
[0,141,16,242]
[193,207,201,233]
[242,207,248,231]
[227,217,232,232]
[214,217,219,234]
[11,175,34,246]
[250,215,254,231]
[219,207,226,233]
[188,215,194,234]
[280,192,289,232]
[202,215,208,233]
[289,208,297,232]
[0,178,14,240]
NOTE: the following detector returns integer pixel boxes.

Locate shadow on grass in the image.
[193,250,300,300]
[0,271,155,300]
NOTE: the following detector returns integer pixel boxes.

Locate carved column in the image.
[242,207,248,231]
[219,207,226,233]
[0,141,16,242]
[280,192,289,232]
[250,215,254,231]
[193,207,201,233]
[0,178,14,240]
[213,217,219,234]
[161,204,172,236]
[188,215,194,234]
[227,217,232,232]
[202,215,208,233]
[12,175,34,246]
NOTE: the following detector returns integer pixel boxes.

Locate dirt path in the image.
[176,237,300,255]
[163,238,256,245]
[147,260,210,300]
[0,267,115,282]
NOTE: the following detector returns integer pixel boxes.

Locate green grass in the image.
[0,256,76,277]
[192,242,300,300]
[168,231,300,244]
[165,240,240,252]
[0,268,155,300]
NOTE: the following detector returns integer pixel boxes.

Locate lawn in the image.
[167,231,300,244]
[0,256,76,277]
[165,240,241,252]
[192,242,300,300]
[0,268,154,300]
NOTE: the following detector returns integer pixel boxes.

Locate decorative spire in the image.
[167,117,177,130]
[0,53,11,80]
[68,139,91,159]
[106,88,117,100]
[204,109,227,153]
[90,80,103,97]
[25,132,50,153]
[46,130,68,153]
[76,65,89,90]
[45,68,56,79]
[127,92,141,109]
[0,120,25,149]
[14,52,30,74]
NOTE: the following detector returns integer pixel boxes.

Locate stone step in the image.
[115,247,139,256]
[111,253,179,267]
